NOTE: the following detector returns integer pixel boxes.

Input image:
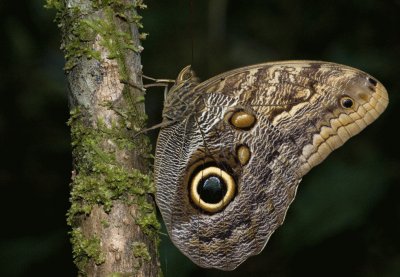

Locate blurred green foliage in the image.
[0,0,399,276]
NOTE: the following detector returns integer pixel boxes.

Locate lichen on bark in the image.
[46,0,160,276]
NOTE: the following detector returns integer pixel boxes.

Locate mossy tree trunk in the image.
[46,0,160,276]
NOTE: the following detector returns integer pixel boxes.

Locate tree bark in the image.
[46,0,160,276]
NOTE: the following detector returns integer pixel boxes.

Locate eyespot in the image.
[190,166,236,213]
[229,110,256,130]
[340,96,354,109]
[237,145,251,165]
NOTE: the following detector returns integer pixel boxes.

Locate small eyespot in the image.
[340,97,354,109]
[368,77,378,86]
[229,110,256,129]
[190,166,236,213]
[237,145,251,165]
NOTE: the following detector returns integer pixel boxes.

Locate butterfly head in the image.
[175,65,200,84]
[161,66,201,121]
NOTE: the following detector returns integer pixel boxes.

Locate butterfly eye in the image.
[190,166,236,213]
[340,96,354,109]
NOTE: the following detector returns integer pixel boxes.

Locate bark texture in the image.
[46,0,160,276]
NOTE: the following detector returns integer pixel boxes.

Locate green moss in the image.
[66,108,157,239]
[139,32,149,40]
[45,0,146,72]
[66,106,158,271]
[80,9,139,81]
[44,0,63,10]
[45,1,98,70]
[132,242,151,262]
[70,228,105,272]
[133,0,147,10]
[136,209,160,237]
[101,219,110,228]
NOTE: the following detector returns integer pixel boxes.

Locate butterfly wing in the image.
[154,61,388,270]
[194,61,388,175]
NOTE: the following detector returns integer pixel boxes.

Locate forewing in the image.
[193,61,388,175]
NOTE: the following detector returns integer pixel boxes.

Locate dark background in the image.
[0,0,399,276]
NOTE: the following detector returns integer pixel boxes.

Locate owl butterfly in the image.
[153,61,388,270]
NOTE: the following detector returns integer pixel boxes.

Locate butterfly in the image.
[153,61,388,270]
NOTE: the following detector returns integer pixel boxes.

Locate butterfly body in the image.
[154,61,388,270]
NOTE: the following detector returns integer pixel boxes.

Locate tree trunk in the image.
[46,0,160,276]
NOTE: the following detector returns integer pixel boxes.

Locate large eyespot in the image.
[340,96,354,109]
[190,166,236,213]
